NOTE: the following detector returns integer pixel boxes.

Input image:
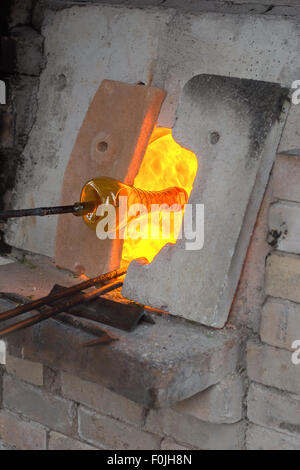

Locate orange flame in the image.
[121,127,198,263]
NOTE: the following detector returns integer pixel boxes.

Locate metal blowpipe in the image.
[0,177,187,227]
[0,201,96,219]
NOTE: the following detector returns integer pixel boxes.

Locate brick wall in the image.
[246,154,300,450]
[0,352,245,449]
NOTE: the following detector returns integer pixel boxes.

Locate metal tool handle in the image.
[0,201,96,219]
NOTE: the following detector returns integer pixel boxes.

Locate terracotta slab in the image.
[55,80,165,276]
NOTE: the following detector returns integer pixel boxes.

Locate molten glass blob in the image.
[121,127,198,263]
[80,176,188,231]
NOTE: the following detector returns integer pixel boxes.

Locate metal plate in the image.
[50,284,146,332]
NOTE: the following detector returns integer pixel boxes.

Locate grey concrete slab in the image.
[123,74,289,327]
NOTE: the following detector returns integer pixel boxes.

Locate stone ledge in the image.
[0,297,239,409]
[0,257,240,408]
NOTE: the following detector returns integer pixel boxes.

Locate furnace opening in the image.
[121,127,198,264]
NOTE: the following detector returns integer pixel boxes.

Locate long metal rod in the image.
[0,201,95,219]
[0,267,127,323]
[81,336,117,348]
[0,279,123,338]
[56,313,118,346]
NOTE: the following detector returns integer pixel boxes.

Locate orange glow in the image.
[121,127,198,263]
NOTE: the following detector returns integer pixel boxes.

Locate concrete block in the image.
[0,111,14,149]
[48,431,97,450]
[246,423,300,450]
[5,354,43,386]
[247,341,300,395]
[273,154,300,202]
[9,0,34,27]
[174,374,243,424]
[247,382,300,435]
[269,201,300,253]
[266,252,300,303]
[154,11,299,140]
[124,74,288,327]
[0,409,46,450]
[78,406,161,450]
[145,407,245,450]
[11,75,39,149]
[11,26,43,76]
[3,374,76,434]
[31,0,46,32]
[0,149,20,216]
[61,372,145,426]
[0,37,16,74]
[260,298,300,351]
[160,438,194,450]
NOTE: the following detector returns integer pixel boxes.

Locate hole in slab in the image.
[97,141,108,153]
[209,131,220,145]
